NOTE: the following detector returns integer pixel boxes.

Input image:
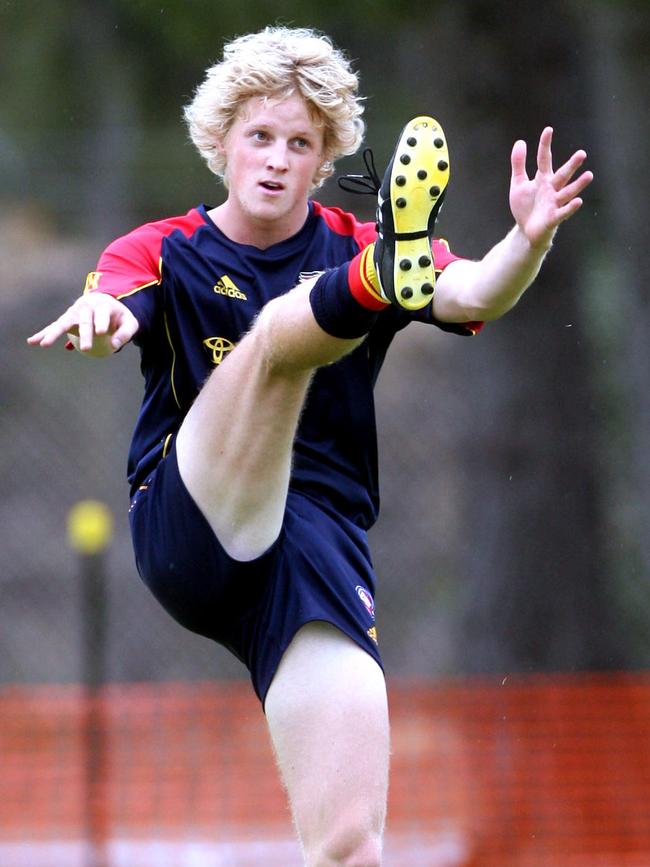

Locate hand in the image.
[509,127,593,250]
[27,292,139,356]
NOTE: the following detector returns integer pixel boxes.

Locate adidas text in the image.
[213,277,247,301]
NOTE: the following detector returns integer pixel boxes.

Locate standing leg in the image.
[265,622,389,867]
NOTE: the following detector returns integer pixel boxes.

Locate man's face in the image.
[219,93,325,242]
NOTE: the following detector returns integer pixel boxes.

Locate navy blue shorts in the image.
[128,443,383,704]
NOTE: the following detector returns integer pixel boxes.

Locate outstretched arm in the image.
[433,127,593,322]
[27,292,140,357]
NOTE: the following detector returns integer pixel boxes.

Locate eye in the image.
[292,137,311,150]
[251,130,268,142]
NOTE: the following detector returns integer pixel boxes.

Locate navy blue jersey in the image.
[87,201,476,529]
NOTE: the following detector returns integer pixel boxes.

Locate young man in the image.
[28,26,592,867]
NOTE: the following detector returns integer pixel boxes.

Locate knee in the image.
[253,284,361,375]
[306,821,383,867]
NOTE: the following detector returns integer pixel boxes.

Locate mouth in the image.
[259,180,285,193]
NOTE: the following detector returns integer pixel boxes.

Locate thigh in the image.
[175,281,363,563]
[177,323,312,562]
[265,622,389,862]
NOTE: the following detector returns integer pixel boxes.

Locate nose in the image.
[267,140,290,173]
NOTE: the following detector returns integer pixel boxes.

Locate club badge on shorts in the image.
[355,584,375,620]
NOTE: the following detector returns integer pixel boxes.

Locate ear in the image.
[314,159,333,187]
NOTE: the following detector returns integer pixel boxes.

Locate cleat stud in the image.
[421,283,434,295]
[407,136,417,147]
[417,169,428,180]
[401,287,414,299]
[429,185,441,197]
[395,175,407,186]
[434,137,444,148]
[419,255,431,268]
[400,154,411,165]
[396,197,407,208]
[399,259,412,271]
[437,159,449,171]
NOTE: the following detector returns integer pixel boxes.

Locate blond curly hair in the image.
[184,26,365,189]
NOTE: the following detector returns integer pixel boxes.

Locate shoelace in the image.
[337,148,438,243]
[337,148,381,196]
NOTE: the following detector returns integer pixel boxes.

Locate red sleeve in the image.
[81,224,166,341]
[85,225,163,299]
[81,208,206,338]
[431,238,462,272]
[84,209,205,299]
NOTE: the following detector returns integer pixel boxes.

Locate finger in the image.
[556,169,594,205]
[111,314,139,350]
[26,328,50,345]
[27,313,77,347]
[93,297,111,335]
[553,149,588,189]
[511,139,528,182]
[555,196,584,224]
[536,126,554,174]
[76,302,97,352]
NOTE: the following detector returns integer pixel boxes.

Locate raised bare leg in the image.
[175,277,365,561]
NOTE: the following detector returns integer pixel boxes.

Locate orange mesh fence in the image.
[2,673,650,865]
[389,673,650,865]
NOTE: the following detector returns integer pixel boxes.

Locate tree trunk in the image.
[446,0,627,672]
[578,0,650,660]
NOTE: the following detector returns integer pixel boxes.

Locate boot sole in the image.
[387,116,449,311]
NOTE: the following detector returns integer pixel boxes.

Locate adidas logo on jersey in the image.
[213,275,247,300]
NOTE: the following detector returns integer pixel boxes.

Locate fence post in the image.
[67,500,113,867]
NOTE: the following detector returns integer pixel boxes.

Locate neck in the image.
[207,201,309,249]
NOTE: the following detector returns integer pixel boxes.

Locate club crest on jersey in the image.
[355,585,375,619]
[84,271,103,293]
[203,336,235,365]
[298,270,325,284]
[213,275,247,300]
